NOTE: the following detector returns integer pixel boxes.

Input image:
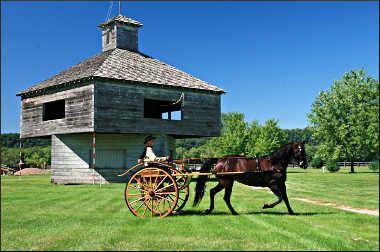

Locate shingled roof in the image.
[17,48,225,96]
[97,14,143,28]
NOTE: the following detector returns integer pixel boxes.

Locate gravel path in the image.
[252,186,379,216]
[14,168,50,176]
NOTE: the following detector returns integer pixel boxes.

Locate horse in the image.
[193,141,308,215]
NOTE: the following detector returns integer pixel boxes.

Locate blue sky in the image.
[1,1,379,133]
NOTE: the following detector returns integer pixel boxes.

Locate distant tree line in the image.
[1,133,50,148]
[1,134,51,168]
[1,146,51,169]
[179,127,318,153]
[176,113,320,163]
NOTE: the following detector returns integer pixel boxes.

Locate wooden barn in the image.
[16,14,226,184]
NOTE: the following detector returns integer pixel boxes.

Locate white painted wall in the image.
[51,133,175,184]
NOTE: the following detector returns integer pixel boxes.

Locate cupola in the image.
[98,14,143,52]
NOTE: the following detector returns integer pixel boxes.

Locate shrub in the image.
[310,157,324,169]
[326,159,340,172]
[369,161,379,172]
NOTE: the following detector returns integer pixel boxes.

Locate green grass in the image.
[1,167,379,251]
[285,166,379,210]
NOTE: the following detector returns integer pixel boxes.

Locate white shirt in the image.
[143,146,166,165]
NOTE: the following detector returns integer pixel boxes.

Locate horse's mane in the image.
[219,142,296,162]
[262,143,294,161]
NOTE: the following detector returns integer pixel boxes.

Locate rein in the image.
[173,156,255,162]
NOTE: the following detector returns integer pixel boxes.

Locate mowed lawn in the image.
[1,167,378,251]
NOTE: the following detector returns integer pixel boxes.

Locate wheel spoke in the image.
[157,197,170,212]
[155,191,177,195]
[156,194,175,203]
[142,176,150,190]
[149,174,153,190]
[151,198,153,217]
[128,193,146,196]
[142,202,149,217]
[161,197,175,205]
[155,183,175,193]
[153,171,159,187]
[178,196,185,201]
[154,174,168,190]
[154,199,162,217]
[130,185,148,193]
[134,199,146,212]
[130,196,146,205]
[176,176,183,182]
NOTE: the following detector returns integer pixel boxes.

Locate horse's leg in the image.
[205,181,224,215]
[279,183,295,215]
[223,179,239,215]
[262,184,282,209]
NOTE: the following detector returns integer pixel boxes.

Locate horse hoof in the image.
[262,203,269,209]
[204,209,212,215]
[289,211,296,215]
[232,212,239,216]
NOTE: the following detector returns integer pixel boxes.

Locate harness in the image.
[216,156,282,175]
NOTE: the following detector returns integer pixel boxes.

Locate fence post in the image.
[18,138,23,179]
[92,132,96,185]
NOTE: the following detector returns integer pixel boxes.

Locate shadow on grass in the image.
[245,211,335,216]
[173,209,335,217]
[286,171,309,173]
[344,172,379,174]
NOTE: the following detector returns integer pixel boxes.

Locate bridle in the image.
[294,145,306,168]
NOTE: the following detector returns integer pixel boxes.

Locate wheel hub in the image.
[148,190,155,198]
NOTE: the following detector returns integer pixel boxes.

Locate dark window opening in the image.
[43,99,65,121]
[106,30,110,44]
[144,99,182,120]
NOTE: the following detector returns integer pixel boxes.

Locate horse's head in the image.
[292,141,308,169]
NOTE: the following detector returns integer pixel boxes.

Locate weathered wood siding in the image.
[51,133,175,184]
[94,80,221,137]
[20,84,94,138]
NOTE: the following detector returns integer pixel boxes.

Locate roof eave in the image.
[16,77,94,98]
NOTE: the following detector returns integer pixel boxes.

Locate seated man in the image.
[138,135,170,166]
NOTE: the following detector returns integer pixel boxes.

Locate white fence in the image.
[288,161,372,168]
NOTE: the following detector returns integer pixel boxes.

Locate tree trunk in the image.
[350,161,355,173]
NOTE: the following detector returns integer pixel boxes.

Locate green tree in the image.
[206,112,248,156]
[1,148,20,166]
[282,127,318,146]
[305,145,319,163]
[23,146,51,168]
[252,119,286,156]
[245,120,261,156]
[307,69,379,173]
[1,133,50,148]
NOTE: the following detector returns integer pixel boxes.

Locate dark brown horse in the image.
[193,142,308,215]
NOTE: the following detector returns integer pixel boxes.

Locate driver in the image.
[138,135,170,166]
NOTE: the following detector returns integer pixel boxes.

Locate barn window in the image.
[144,99,182,120]
[43,99,65,121]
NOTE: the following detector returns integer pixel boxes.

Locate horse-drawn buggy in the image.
[118,142,308,218]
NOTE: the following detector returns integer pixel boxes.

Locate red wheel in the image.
[125,167,178,218]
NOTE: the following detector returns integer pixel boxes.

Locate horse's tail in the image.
[193,158,218,207]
